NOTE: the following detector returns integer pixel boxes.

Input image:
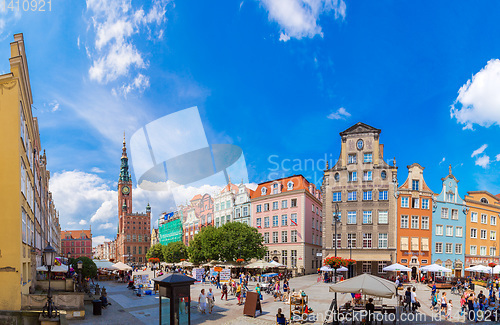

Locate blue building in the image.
[432,166,467,277]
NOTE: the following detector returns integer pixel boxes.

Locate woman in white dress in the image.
[198,289,207,314]
[207,288,215,314]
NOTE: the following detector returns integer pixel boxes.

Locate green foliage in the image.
[71,256,97,278]
[146,243,165,261]
[188,223,266,263]
[163,241,188,263]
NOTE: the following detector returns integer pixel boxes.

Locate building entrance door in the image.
[411,267,417,280]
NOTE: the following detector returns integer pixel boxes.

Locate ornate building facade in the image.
[233,181,253,225]
[322,122,398,277]
[116,137,151,264]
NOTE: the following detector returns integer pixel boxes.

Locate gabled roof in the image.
[191,194,202,201]
[339,122,381,137]
[61,230,92,240]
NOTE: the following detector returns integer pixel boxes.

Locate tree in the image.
[146,243,165,261]
[188,223,266,263]
[71,256,97,278]
[218,222,266,262]
[163,241,188,263]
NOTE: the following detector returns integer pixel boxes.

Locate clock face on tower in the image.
[122,186,130,195]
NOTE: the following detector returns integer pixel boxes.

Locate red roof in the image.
[191,194,202,201]
[250,175,318,200]
[61,230,92,240]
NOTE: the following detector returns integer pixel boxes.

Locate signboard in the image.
[214,266,223,272]
[163,212,175,220]
[316,253,322,257]
[243,291,262,317]
[133,274,149,286]
[220,268,231,282]
[192,268,205,282]
[209,268,219,277]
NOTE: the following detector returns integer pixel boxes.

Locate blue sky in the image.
[2,0,500,246]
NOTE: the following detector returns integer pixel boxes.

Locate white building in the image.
[233,181,253,225]
[214,180,238,227]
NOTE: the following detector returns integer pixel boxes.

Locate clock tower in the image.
[118,134,132,233]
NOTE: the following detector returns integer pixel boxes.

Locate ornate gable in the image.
[339,122,381,137]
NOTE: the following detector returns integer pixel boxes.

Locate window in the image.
[446,225,453,236]
[362,262,372,274]
[481,214,487,224]
[411,216,419,229]
[481,197,489,204]
[243,207,248,216]
[422,199,429,209]
[287,181,294,190]
[273,201,278,210]
[221,202,225,210]
[411,237,419,251]
[362,211,372,224]
[401,197,409,208]
[273,215,279,227]
[215,203,219,211]
[471,212,478,222]
[363,233,372,248]
[257,205,262,213]
[272,232,278,243]
[282,200,288,208]
[282,250,288,266]
[256,218,262,228]
[447,193,455,202]
[22,208,27,243]
[332,192,342,202]
[348,172,357,182]
[364,153,372,163]
[281,215,288,226]
[470,245,477,255]
[363,171,372,181]
[291,250,297,267]
[491,215,497,226]
[264,217,270,228]
[378,234,388,249]
[264,251,270,262]
[291,214,297,225]
[490,247,496,256]
[441,208,448,219]
[378,211,388,224]
[436,224,443,236]
[379,190,388,200]
[261,187,267,195]
[491,231,497,241]
[347,233,356,248]
[421,238,429,251]
[412,198,419,208]
[347,211,357,224]
[400,237,409,250]
[264,233,269,244]
[348,154,357,164]
[480,229,487,240]
[333,234,341,248]
[435,242,443,254]
[291,199,297,207]
[291,230,297,242]
[348,191,357,201]
[456,227,463,237]
[421,216,429,230]
[480,246,487,256]
[312,218,315,229]
[445,243,453,254]
[470,228,477,238]
[363,191,372,201]
[281,231,288,243]
[381,170,387,179]
[264,203,269,211]
[312,204,315,212]
[401,215,409,229]
[378,262,387,274]
[455,244,462,254]
[412,180,419,191]
[334,173,340,181]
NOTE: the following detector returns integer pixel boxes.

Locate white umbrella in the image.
[246,260,276,269]
[112,262,133,271]
[329,273,397,298]
[383,263,412,272]
[36,265,70,273]
[320,265,333,272]
[269,260,286,268]
[93,260,118,270]
[465,265,486,272]
[421,264,452,273]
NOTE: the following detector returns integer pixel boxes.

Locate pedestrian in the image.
[198,289,207,314]
[473,297,480,322]
[431,281,436,296]
[221,282,228,301]
[404,287,412,312]
[460,294,466,316]
[216,273,221,290]
[236,283,242,305]
[447,299,453,320]
[467,292,475,321]
[440,292,447,316]
[366,297,375,325]
[411,287,419,312]
[431,290,438,311]
[256,283,262,300]
[207,288,215,314]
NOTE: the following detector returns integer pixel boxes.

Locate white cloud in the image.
[259,0,346,41]
[98,222,115,230]
[496,154,500,162]
[327,107,350,120]
[68,221,76,225]
[451,59,500,130]
[91,167,105,173]
[240,1,244,10]
[475,155,490,168]
[471,144,488,157]
[85,0,170,93]
[49,100,60,112]
[79,219,88,225]
[112,73,150,97]
[77,36,81,49]
[439,157,445,165]
[92,235,112,247]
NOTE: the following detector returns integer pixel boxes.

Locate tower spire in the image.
[122,132,127,158]
[119,132,131,183]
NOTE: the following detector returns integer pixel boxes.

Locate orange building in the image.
[397,163,433,279]
[464,191,500,268]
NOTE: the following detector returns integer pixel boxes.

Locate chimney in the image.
[379,144,384,158]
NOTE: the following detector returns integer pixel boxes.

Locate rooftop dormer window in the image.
[481,198,489,204]
[261,187,267,195]
[287,181,294,190]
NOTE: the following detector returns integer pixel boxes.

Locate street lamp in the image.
[42,244,58,318]
[66,252,71,277]
[77,260,83,292]
[333,202,340,324]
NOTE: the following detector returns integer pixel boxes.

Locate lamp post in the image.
[66,252,71,278]
[77,260,83,292]
[42,244,58,318]
[333,202,340,324]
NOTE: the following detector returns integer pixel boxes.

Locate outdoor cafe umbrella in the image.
[269,260,286,268]
[93,259,118,270]
[329,273,397,299]
[112,261,133,271]
[36,265,70,273]
[246,260,276,269]
[420,264,452,273]
[383,263,411,272]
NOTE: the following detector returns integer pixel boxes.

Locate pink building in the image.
[182,193,214,245]
[251,175,322,275]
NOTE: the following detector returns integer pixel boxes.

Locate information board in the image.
[133,274,149,286]
[209,268,219,277]
[192,268,205,282]
[220,268,231,282]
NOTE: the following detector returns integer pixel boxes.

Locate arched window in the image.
[381,171,387,180]
[287,181,294,190]
[261,187,267,195]
[334,173,340,181]
[481,198,489,204]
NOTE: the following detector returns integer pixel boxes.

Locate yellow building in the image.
[464,191,500,268]
[0,34,60,310]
